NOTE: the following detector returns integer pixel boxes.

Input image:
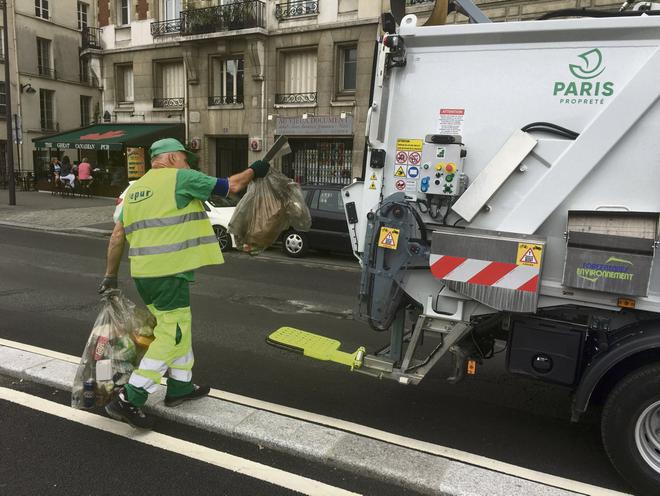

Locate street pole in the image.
[2,0,15,205]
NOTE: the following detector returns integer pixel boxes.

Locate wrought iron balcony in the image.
[38,66,56,79]
[151,18,182,37]
[208,95,244,106]
[153,98,184,108]
[82,27,102,50]
[407,0,434,4]
[181,0,265,36]
[275,92,317,104]
[275,1,319,20]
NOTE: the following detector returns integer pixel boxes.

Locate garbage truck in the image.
[268,1,660,493]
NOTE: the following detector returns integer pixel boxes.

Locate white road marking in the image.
[0,339,631,496]
[0,387,360,496]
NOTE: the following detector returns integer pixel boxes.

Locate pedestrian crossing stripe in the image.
[378,227,400,250]
[516,243,542,268]
[394,166,406,178]
[369,181,377,190]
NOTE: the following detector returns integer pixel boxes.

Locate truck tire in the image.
[602,362,660,496]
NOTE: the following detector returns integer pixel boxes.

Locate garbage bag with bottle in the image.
[71,289,156,409]
[228,169,312,255]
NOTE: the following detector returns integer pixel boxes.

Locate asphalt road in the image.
[0,225,633,493]
[0,375,408,496]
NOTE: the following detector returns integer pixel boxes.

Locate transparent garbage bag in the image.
[228,169,311,255]
[71,290,155,409]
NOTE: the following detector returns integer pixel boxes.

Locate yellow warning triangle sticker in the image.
[369,181,377,190]
[394,166,406,177]
[382,232,395,246]
[370,173,377,180]
[520,248,538,265]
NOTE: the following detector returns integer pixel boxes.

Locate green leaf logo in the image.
[569,49,606,80]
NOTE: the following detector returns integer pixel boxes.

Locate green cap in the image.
[149,138,197,168]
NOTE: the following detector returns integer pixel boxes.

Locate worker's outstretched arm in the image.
[98,221,126,293]
[225,160,270,195]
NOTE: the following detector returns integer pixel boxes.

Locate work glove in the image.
[98,276,118,294]
[249,160,270,179]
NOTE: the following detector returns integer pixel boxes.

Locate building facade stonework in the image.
[0,0,636,183]
[1,0,101,181]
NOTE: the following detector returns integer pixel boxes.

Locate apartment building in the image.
[92,0,379,184]
[0,0,102,180]
[0,0,629,186]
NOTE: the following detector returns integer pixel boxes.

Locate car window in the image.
[309,189,320,210]
[318,190,343,213]
[208,195,238,208]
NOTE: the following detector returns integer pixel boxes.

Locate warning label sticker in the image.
[396,139,423,152]
[405,180,417,193]
[395,151,408,164]
[438,108,465,135]
[517,243,543,268]
[394,166,406,178]
[395,179,406,191]
[408,151,421,166]
[369,181,377,190]
[378,227,400,250]
[370,173,377,181]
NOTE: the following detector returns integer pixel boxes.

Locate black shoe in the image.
[164,384,210,407]
[105,389,155,429]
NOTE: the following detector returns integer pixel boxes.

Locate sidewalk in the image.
[0,189,116,234]
[0,338,620,496]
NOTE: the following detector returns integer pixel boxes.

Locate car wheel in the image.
[602,362,660,496]
[213,225,232,251]
[282,230,308,258]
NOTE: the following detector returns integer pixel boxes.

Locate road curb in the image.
[0,343,588,496]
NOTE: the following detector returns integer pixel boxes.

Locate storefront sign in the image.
[126,147,146,180]
[275,116,353,136]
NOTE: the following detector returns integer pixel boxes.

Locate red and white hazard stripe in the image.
[429,255,540,292]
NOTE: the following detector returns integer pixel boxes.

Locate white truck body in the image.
[351,14,660,315]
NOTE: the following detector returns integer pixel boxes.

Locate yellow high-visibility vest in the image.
[123,168,223,277]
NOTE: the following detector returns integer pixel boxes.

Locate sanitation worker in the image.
[98,138,269,428]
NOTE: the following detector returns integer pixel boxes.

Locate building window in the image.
[80,95,92,126]
[154,60,184,107]
[80,56,90,83]
[0,81,6,117]
[209,57,244,105]
[118,0,130,25]
[275,1,319,20]
[163,0,181,20]
[0,29,4,61]
[276,49,317,104]
[337,44,357,96]
[40,89,55,130]
[115,64,134,105]
[37,37,53,78]
[77,2,89,30]
[35,0,49,19]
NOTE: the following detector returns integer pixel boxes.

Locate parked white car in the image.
[114,184,237,251]
[203,196,237,251]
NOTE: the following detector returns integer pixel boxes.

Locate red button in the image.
[445,163,455,173]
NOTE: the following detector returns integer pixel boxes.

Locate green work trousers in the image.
[124,276,195,407]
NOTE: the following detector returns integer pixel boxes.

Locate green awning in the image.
[33,124,185,151]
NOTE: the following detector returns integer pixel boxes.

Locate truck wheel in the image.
[282,230,308,258]
[602,362,660,496]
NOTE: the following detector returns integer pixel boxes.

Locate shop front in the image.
[275,116,354,185]
[33,123,185,197]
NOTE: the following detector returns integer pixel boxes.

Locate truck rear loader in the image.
[268,1,660,494]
